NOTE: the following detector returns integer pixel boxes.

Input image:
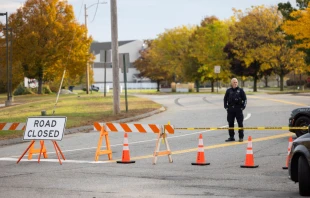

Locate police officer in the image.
[224,78,247,142]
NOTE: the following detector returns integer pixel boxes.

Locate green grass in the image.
[0,92,161,139]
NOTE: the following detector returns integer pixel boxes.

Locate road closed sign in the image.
[23,116,67,141]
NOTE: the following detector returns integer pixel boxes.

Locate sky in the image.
[0,0,296,42]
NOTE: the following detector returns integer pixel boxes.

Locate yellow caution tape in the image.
[174,127,308,130]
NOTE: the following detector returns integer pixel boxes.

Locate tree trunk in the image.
[264,75,268,87]
[253,75,258,92]
[157,80,160,92]
[280,74,284,91]
[211,80,214,92]
[38,66,43,94]
[195,80,199,93]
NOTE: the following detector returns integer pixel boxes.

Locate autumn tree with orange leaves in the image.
[0,0,93,94]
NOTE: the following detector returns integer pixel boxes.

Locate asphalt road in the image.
[0,93,309,198]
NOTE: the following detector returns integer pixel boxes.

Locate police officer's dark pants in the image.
[227,107,244,139]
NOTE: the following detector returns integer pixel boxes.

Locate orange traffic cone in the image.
[191,134,210,166]
[240,136,258,168]
[282,136,293,169]
[117,133,135,164]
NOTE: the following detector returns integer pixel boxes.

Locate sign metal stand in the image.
[16,116,67,165]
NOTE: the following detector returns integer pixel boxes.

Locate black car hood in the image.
[291,106,310,117]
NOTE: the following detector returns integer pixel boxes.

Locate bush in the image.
[13,83,34,96]
[286,79,307,86]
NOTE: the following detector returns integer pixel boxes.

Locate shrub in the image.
[286,79,307,86]
[13,83,34,96]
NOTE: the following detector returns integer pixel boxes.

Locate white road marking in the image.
[0,157,113,164]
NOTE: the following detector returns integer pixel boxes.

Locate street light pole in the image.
[84,5,89,94]
[4,27,13,104]
[84,2,107,94]
[9,27,12,103]
[0,12,12,106]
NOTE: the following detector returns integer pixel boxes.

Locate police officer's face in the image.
[231,80,238,88]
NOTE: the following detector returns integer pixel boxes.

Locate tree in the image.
[151,26,195,83]
[282,5,310,51]
[224,42,261,84]
[2,0,93,94]
[189,17,231,92]
[182,54,203,92]
[259,34,306,90]
[230,6,283,92]
[278,0,310,65]
[133,40,169,91]
[278,2,296,20]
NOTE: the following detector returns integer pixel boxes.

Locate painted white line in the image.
[8,113,251,158]
[0,157,113,164]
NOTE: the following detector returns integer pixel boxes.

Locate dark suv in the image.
[289,125,310,196]
[289,107,310,137]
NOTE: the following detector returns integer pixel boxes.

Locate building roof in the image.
[90,40,135,55]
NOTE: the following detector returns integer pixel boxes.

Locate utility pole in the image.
[111,0,120,114]
[84,4,90,94]
[9,27,12,103]
[1,12,12,106]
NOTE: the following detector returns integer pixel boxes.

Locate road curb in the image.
[0,106,166,147]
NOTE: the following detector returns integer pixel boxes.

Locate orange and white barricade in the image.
[93,122,112,161]
[0,122,47,160]
[0,122,26,131]
[94,122,174,164]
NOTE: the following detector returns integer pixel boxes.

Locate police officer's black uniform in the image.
[223,86,247,142]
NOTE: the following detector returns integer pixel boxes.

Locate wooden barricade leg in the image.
[28,140,48,160]
[38,140,45,163]
[163,132,173,163]
[53,141,66,160]
[152,126,173,165]
[95,125,112,161]
[52,141,65,165]
[17,140,35,164]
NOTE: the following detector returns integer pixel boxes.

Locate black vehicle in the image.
[289,126,310,196]
[289,107,310,137]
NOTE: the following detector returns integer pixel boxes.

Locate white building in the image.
[90,40,152,87]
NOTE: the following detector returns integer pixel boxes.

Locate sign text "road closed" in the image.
[23,116,67,141]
